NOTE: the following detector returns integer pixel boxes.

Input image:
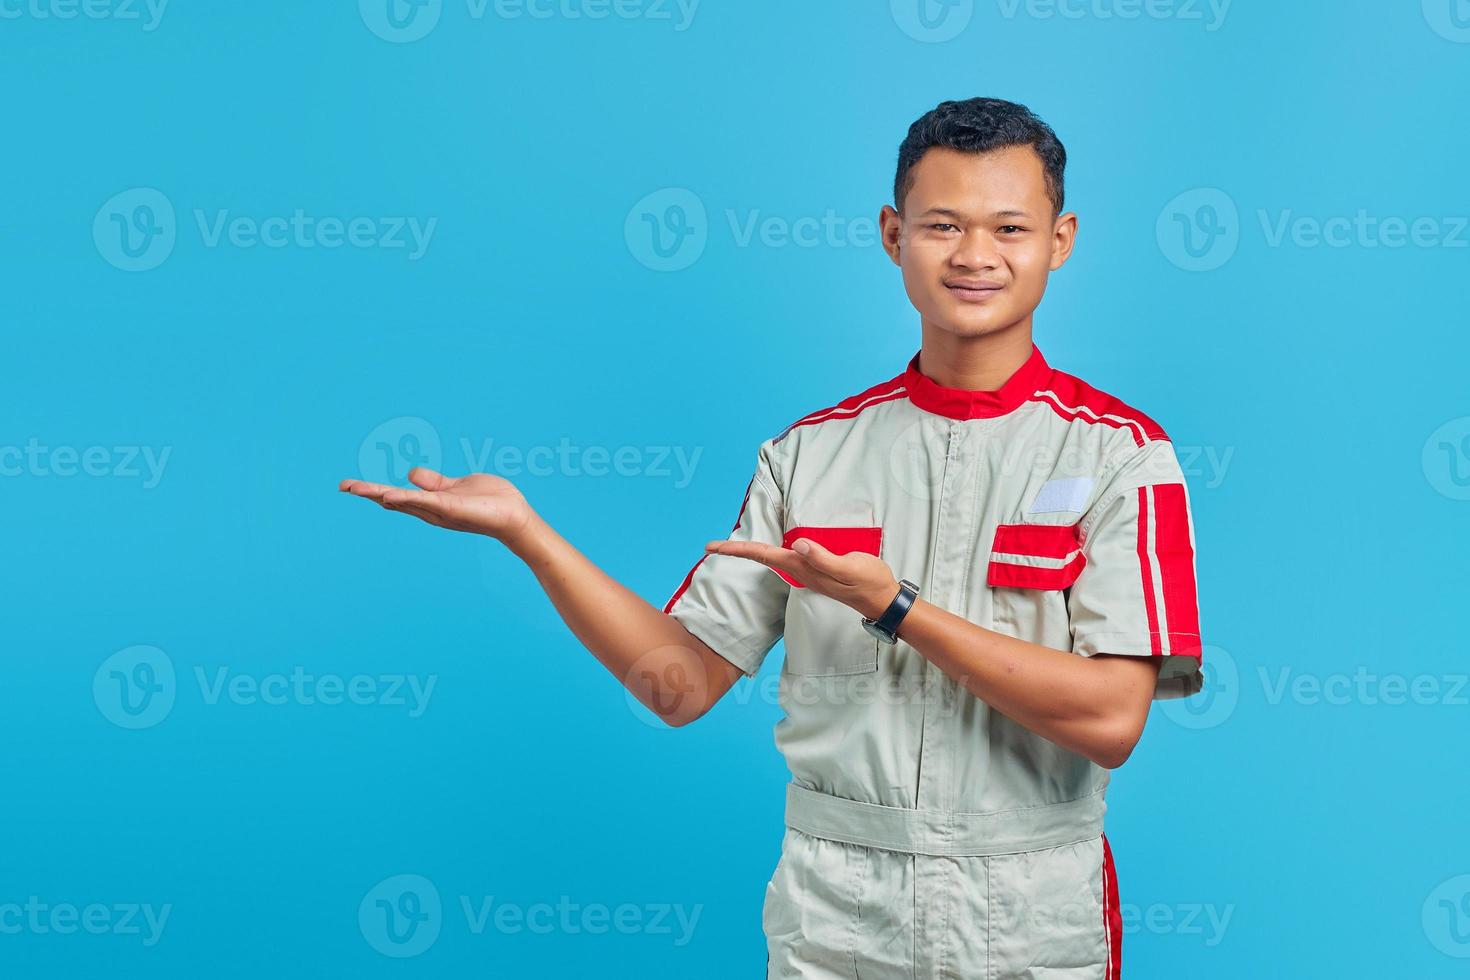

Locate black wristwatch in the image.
[860,579,920,645]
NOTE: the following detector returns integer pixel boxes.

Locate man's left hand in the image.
[704,536,900,620]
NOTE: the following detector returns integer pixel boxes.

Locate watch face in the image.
[863,620,897,644]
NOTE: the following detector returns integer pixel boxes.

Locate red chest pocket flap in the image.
[987,521,1085,589]
[778,525,882,589]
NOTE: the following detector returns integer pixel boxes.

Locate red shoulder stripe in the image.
[772,374,907,445]
[1030,370,1169,447]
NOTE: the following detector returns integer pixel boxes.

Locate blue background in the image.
[5,1,1469,976]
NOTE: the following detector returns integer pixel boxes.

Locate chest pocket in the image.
[778,522,883,676]
[986,521,1084,645]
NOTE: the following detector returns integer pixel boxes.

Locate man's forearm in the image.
[505,511,732,726]
[892,597,1143,767]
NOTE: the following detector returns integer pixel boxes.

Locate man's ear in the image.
[1050,210,1078,271]
[879,204,903,267]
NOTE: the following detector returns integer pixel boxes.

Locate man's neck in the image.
[915,319,1035,391]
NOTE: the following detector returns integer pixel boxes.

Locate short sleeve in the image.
[1068,440,1205,700]
[662,439,791,677]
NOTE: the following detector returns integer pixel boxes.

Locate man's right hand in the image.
[339,466,534,545]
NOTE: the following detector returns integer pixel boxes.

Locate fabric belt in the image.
[783,781,1106,857]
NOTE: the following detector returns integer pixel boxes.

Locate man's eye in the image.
[998,225,1026,234]
[929,223,958,232]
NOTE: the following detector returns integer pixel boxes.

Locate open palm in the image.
[339,466,532,541]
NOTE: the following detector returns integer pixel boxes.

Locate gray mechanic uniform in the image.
[663,343,1205,979]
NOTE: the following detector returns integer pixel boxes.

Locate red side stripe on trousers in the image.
[1102,832,1123,979]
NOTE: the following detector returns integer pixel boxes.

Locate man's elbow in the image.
[1091,721,1143,770]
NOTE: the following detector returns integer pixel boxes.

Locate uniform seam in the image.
[984,855,993,980]
[847,844,869,980]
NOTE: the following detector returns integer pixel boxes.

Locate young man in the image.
[341,97,1205,978]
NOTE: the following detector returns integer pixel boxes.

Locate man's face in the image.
[881,145,1076,340]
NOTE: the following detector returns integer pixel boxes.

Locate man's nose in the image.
[949,230,1001,270]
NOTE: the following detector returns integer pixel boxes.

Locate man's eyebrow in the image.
[913,207,1034,220]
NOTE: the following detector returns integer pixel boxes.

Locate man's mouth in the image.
[944,279,1005,302]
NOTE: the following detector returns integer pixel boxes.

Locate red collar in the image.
[902,343,1053,420]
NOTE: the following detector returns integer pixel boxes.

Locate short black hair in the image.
[893,97,1067,217]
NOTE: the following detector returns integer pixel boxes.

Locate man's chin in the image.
[922,305,1022,340]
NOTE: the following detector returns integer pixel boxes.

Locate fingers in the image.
[339,478,397,499]
[379,487,448,512]
[706,539,805,578]
[407,466,455,492]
